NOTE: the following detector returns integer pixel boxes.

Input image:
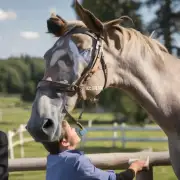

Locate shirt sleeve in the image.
[74,155,116,180]
[116,169,135,180]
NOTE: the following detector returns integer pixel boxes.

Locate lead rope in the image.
[77,100,85,122]
[100,54,108,90]
[64,100,86,129]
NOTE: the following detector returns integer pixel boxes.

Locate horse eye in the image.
[65,60,73,66]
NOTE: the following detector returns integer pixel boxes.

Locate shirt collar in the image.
[59,149,84,155]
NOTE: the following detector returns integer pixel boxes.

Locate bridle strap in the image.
[63,106,84,130]
[37,80,79,93]
[75,35,107,92]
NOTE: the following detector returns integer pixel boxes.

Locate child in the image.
[46,120,146,180]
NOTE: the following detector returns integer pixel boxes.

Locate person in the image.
[46,120,147,180]
[0,131,8,180]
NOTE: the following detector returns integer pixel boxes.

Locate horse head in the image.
[26,0,120,143]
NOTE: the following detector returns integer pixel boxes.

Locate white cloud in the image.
[20,31,40,40]
[0,9,17,21]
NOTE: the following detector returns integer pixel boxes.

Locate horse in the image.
[26,0,180,178]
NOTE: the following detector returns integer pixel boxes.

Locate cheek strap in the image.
[63,103,88,139]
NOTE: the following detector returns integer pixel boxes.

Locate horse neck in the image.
[105,28,174,129]
[110,54,160,119]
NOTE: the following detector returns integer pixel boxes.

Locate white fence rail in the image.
[8,123,168,159]
[9,151,171,180]
[8,124,33,159]
[80,123,168,148]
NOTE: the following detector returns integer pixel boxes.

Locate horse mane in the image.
[111,24,169,63]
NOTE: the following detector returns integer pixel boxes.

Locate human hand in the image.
[128,160,146,174]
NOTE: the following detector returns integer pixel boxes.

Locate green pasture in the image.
[0,97,175,180]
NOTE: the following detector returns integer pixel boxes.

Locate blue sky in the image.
[0,0,78,58]
[0,0,177,59]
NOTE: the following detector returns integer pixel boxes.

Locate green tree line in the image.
[0,55,45,102]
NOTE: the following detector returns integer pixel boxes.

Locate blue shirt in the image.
[46,150,116,180]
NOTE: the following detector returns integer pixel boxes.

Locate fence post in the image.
[121,123,126,148]
[8,131,14,159]
[0,109,2,122]
[112,122,118,147]
[136,167,153,180]
[80,136,85,149]
[88,120,92,127]
[19,124,25,158]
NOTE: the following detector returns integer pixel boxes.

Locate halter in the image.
[37,27,108,136]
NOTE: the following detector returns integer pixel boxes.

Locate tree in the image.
[25,58,45,84]
[7,58,31,83]
[73,0,145,32]
[0,62,8,92]
[144,0,180,55]
[0,55,45,100]
[21,81,36,102]
[6,67,24,94]
[20,57,45,102]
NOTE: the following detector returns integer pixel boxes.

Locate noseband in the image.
[37,27,108,133]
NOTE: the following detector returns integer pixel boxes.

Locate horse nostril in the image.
[42,118,54,134]
[41,118,57,141]
[43,119,53,128]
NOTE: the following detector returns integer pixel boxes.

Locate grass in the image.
[0,96,176,179]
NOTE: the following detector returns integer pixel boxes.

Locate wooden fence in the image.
[9,151,171,180]
[8,123,168,159]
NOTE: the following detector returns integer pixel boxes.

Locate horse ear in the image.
[74,0,104,34]
[46,13,68,36]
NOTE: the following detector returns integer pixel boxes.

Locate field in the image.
[0,96,175,180]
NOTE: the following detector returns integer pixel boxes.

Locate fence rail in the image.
[9,151,171,180]
[8,123,168,159]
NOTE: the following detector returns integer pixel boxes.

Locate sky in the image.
[0,0,178,59]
